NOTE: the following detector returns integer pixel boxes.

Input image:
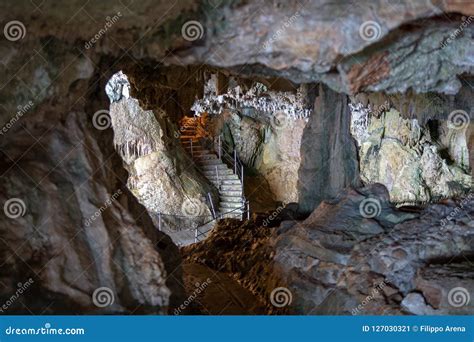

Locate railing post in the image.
[215,165,220,188]
[207,192,216,219]
[194,227,198,243]
[218,135,221,160]
[158,213,162,231]
[233,150,237,174]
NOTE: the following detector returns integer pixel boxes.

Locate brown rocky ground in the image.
[180,261,266,315]
[184,184,474,315]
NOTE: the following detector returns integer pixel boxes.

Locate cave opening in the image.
[104,65,317,246]
[104,63,472,248]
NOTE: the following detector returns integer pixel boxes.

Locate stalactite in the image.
[114,136,156,162]
[191,76,313,120]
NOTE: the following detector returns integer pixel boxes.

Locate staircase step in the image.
[210,180,242,187]
[219,202,243,210]
[219,210,243,215]
[181,139,199,144]
[201,163,228,171]
[220,196,244,203]
[195,154,218,161]
[220,190,242,197]
[203,169,235,177]
[190,149,210,154]
[198,158,221,165]
[219,207,243,213]
[207,174,239,180]
[208,176,240,183]
[184,145,204,150]
[185,147,205,153]
[219,211,243,219]
[220,184,242,191]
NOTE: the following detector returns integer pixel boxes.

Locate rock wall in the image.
[194,74,312,205]
[349,91,472,205]
[106,71,219,245]
[186,184,474,315]
[297,84,361,214]
[215,111,306,205]
[0,41,183,314]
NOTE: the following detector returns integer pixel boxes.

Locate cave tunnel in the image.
[0,0,473,319]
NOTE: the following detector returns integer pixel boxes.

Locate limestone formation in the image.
[349,102,472,205]
[106,72,218,244]
[191,75,313,120]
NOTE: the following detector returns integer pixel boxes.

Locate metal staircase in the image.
[179,117,246,220]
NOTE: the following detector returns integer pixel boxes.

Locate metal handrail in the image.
[152,199,250,243]
[207,192,217,219]
[194,200,250,242]
[215,134,245,182]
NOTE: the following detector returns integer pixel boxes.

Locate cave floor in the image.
[182,262,267,315]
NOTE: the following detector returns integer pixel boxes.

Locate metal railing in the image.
[179,124,248,238]
[215,134,245,190]
[194,199,250,242]
[153,199,250,243]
